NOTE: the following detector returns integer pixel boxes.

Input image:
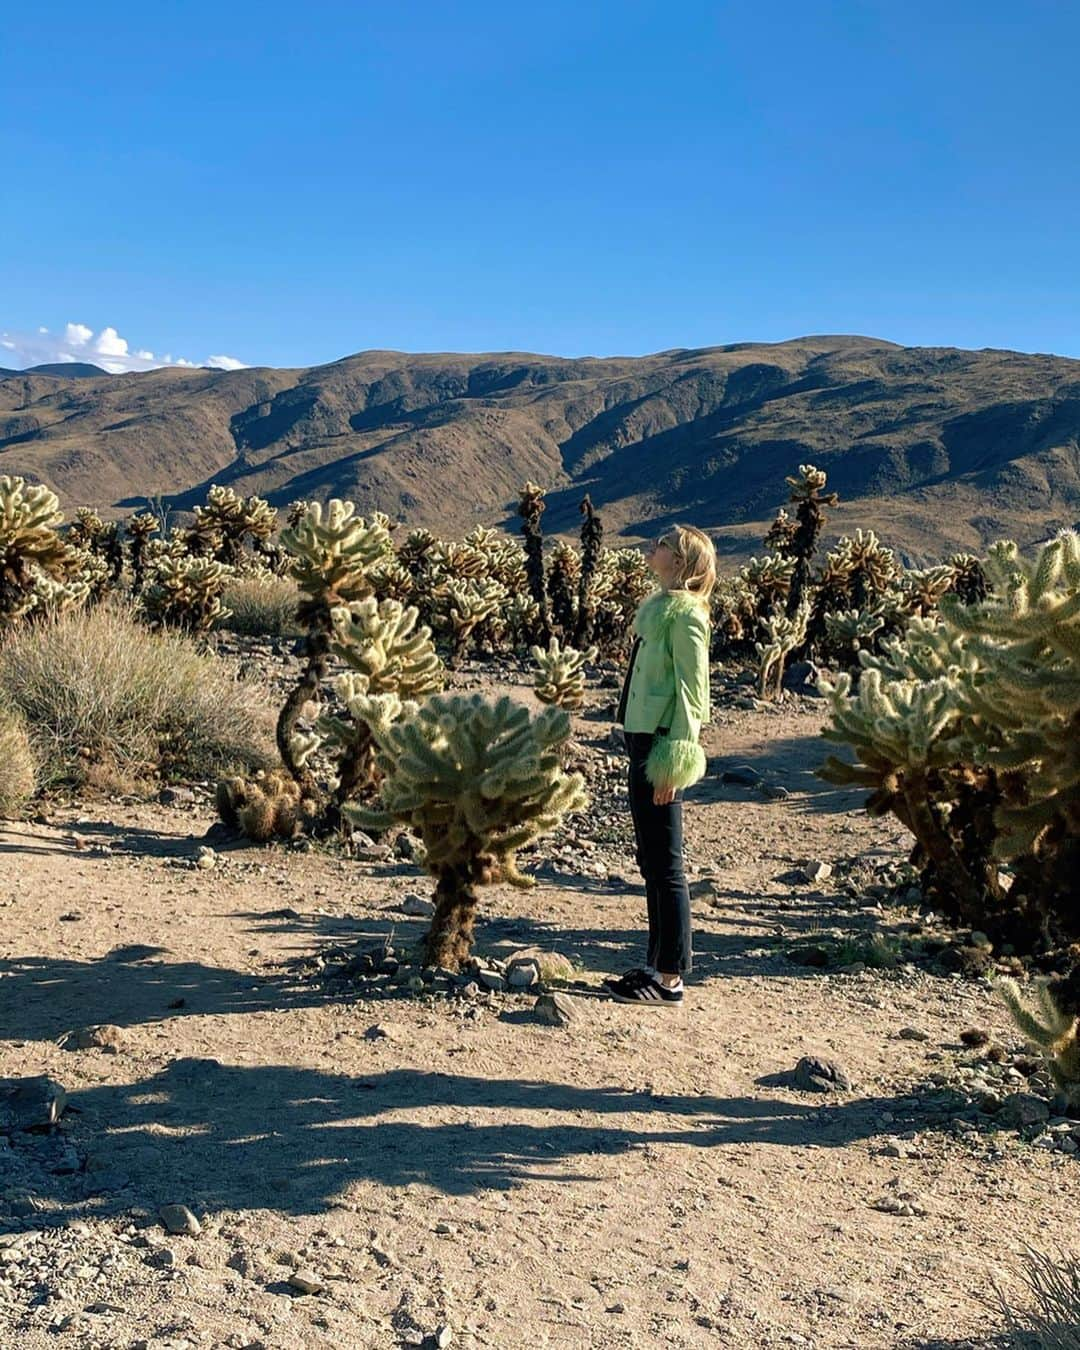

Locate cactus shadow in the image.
[0,950,331,1043]
[695,739,869,816]
[6,1059,956,1222]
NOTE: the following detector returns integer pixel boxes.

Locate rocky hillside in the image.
[2,335,1079,560]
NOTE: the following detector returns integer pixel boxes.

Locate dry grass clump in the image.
[0,706,36,817]
[990,1245,1080,1349]
[0,603,274,791]
[219,574,300,637]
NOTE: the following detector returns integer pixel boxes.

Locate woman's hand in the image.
[653,783,677,806]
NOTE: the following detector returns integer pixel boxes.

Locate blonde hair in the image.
[661,525,717,605]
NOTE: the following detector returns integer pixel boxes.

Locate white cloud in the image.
[0,321,249,374]
[64,322,93,347]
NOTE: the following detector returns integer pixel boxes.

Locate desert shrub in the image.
[220,573,300,636]
[991,1246,1080,1350]
[0,706,36,816]
[0,604,273,791]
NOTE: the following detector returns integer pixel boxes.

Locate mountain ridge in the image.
[2,335,1078,561]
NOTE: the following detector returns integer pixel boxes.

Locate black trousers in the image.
[624,730,693,975]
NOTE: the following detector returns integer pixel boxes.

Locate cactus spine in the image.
[531,637,597,709]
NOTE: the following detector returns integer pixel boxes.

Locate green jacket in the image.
[619,588,711,789]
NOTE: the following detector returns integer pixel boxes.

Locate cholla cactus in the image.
[763,507,799,556]
[592,547,652,655]
[996,977,1080,1109]
[276,499,391,790]
[896,564,957,618]
[779,464,838,615]
[348,693,587,968]
[435,576,505,664]
[216,768,318,842]
[546,540,581,639]
[823,606,886,667]
[518,480,552,645]
[142,555,232,633]
[946,552,989,605]
[67,507,106,549]
[943,531,1080,859]
[126,512,160,595]
[0,476,73,624]
[573,494,604,648]
[314,597,444,826]
[756,601,809,699]
[192,486,277,567]
[532,637,597,709]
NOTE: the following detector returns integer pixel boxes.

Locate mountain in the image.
[2,335,1079,561]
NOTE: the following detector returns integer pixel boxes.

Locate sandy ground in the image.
[1,683,1076,1350]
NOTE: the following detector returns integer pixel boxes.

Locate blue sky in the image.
[2,0,1078,370]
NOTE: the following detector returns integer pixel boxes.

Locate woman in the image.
[606,525,715,1006]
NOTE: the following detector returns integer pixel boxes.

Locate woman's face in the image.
[647,535,679,585]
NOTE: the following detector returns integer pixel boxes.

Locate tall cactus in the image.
[142,555,231,634]
[315,597,444,829]
[348,693,587,968]
[781,464,838,617]
[757,600,809,699]
[573,493,604,648]
[192,485,277,567]
[518,481,552,646]
[276,500,390,791]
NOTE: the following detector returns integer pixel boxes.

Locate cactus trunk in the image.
[425,863,480,969]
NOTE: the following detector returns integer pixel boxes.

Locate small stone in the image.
[794,1055,851,1094]
[400,893,436,918]
[288,1268,324,1295]
[898,1027,929,1042]
[364,1023,399,1041]
[195,847,216,870]
[533,993,578,1027]
[997,1092,1051,1129]
[960,1027,990,1048]
[158,786,196,806]
[688,877,721,901]
[799,860,833,884]
[508,948,575,982]
[65,1024,125,1054]
[159,1204,201,1236]
[476,969,506,993]
[506,959,540,990]
[0,1075,67,1132]
[435,1327,453,1349]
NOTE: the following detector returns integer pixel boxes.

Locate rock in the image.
[393,832,421,861]
[794,1055,852,1094]
[960,1027,990,1048]
[288,1268,324,1295]
[65,1024,125,1054]
[533,993,578,1027]
[364,1023,400,1041]
[786,944,831,969]
[0,1076,68,1132]
[799,860,833,884]
[506,959,540,990]
[720,764,762,787]
[435,1327,453,1348]
[508,948,575,982]
[688,877,721,901]
[195,846,216,871]
[354,843,392,862]
[400,893,436,918]
[158,786,196,806]
[782,660,824,697]
[898,1027,929,1042]
[476,969,506,993]
[159,1204,201,1236]
[997,1092,1051,1129]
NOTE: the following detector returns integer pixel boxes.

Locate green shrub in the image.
[0,707,36,816]
[220,574,300,636]
[0,603,274,791]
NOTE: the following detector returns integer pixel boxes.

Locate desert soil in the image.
[1,671,1076,1350]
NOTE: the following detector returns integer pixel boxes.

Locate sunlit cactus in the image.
[996,977,1080,1109]
[275,499,391,790]
[347,693,587,968]
[0,476,73,624]
[314,597,444,827]
[435,576,505,664]
[592,547,653,655]
[192,485,278,567]
[763,507,799,556]
[142,555,232,634]
[756,600,809,699]
[822,606,886,667]
[531,636,597,709]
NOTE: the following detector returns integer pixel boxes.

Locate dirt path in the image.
[1,695,1075,1349]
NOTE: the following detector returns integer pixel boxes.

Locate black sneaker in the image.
[602,968,651,996]
[609,974,684,1007]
